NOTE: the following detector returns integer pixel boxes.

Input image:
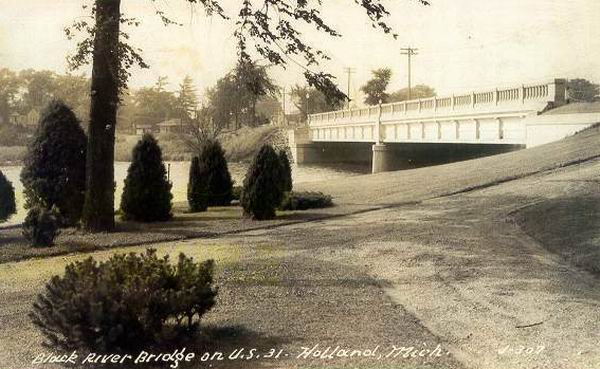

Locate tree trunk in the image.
[82,0,121,232]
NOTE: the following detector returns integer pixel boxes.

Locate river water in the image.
[0,162,368,225]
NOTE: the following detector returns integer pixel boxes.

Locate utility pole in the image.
[400,47,419,100]
[281,87,287,126]
[344,67,356,109]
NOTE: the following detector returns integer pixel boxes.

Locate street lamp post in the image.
[305,92,310,125]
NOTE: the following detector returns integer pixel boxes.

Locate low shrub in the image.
[22,206,60,247]
[0,169,16,222]
[120,134,173,222]
[232,185,243,201]
[279,191,334,211]
[30,249,218,352]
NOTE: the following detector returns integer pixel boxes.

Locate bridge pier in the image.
[371,144,392,173]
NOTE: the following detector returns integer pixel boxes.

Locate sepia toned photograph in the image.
[0,1,599,368]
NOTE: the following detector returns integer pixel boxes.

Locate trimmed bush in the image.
[187,156,208,212]
[22,206,60,247]
[20,100,87,226]
[241,144,284,220]
[280,191,334,211]
[120,134,173,222]
[198,140,233,206]
[278,150,293,193]
[232,185,243,201]
[0,170,16,222]
[30,249,218,352]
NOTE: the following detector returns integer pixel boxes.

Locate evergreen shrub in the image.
[20,100,86,226]
[120,134,172,222]
[187,156,208,212]
[30,249,218,352]
[197,140,233,206]
[241,144,283,220]
[0,170,16,222]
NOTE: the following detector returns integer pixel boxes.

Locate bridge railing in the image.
[308,79,566,127]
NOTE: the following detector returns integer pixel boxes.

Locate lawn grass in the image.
[0,202,349,264]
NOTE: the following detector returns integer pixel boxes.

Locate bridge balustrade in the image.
[307,79,566,145]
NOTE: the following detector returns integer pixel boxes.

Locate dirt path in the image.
[240,158,600,369]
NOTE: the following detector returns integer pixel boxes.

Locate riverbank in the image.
[0,125,289,166]
[114,125,289,162]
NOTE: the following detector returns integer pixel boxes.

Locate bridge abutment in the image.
[293,143,322,165]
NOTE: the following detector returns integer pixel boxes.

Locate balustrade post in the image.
[548,79,567,106]
[471,92,476,108]
[520,85,526,104]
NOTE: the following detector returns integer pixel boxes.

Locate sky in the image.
[1,0,599,107]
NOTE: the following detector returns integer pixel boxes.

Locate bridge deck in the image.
[308,79,566,145]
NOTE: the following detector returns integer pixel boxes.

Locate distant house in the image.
[10,109,40,127]
[157,118,184,135]
[135,124,155,136]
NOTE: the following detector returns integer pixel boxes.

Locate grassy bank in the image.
[514,195,600,275]
[0,146,26,166]
[114,125,288,162]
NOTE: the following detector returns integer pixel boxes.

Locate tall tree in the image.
[291,85,345,121]
[389,85,436,102]
[207,61,277,130]
[18,70,58,112]
[177,75,199,123]
[567,79,599,102]
[132,81,179,126]
[234,59,277,127]
[361,68,392,105]
[0,68,21,124]
[68,0,429,231]
[80,0,122,231]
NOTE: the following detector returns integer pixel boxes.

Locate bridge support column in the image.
[372,144,392,173]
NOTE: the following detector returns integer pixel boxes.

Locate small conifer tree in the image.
[0,170,16,223]
[278,150,293,193]
[241,144,284,220]
[187,156,208,212]
[198,140,233,206]
[20,100,86,226]
[120,134,173,222]
[199,141,233,206]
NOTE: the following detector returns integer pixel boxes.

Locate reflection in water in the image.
[1,162,367,225]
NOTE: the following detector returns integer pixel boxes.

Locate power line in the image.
[400,47,419,100]
[343,67,356,109]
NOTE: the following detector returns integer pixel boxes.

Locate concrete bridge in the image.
[290,79,599,172]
